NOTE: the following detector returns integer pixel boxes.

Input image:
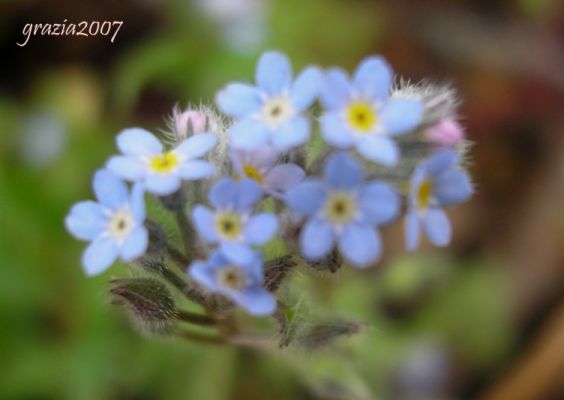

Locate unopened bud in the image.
[175,109,207,139]
[426,118,464,148]
[297,319,362,350]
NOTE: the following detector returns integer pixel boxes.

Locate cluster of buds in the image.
[65,51,472,347]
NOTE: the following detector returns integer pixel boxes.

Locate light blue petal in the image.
[380,99,424,135]
[256,51,292,95]
[178,160,215,180]
[434,169,473,206]
[116,128,162,156]
[324,152,363,189]
[271,116,309,151]
[192,205,218,243]
[216,83,261,118]
[144,174,180,196]
[236,179,263,211]
[243,251,265,282]
[65,201,106,241]
[422,149,459,177]
[107,156,145,181]
[321,112,355,148]
[235,287,276,316]
[82,236,119,276]
[422,208,451,247]
[405,210,420,252]
[120,226,148,261]
[359,182,400,225]
[300,218,334,260]
[353,56,393,100]
[284,180,326,216]
[174,133,217,159]
[264,163,305,192]
[209,178,238,209]
[320,68,351,110]
[93,169,128,209]
[355,136,399,166]
[230,118,270,150]
[291,66,322,111]
[244,213,278,244]
[130,183,146,221]
[338,223,380,268]
[189,260,220,292]
[220,242,255,265]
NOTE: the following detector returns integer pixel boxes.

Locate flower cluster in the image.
[66,51,473,340]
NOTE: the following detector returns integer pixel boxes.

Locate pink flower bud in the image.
[426,118,464,148]
[175,109,207,139]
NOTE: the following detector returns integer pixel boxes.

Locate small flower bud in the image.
[297,319,362,350]
[426,118,464,148]
[175,110,207,139]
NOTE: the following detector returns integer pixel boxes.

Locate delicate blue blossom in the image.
[320,56,424,166]
[405,149,473,251]
[285,152,400,267]
[65,170,148,276]
[231,144,305,198]
[192,178,278,264]
[107,128,217,196]
[190,249,276,316]
[216,51,322,151]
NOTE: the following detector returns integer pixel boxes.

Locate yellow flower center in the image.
[215,212,242,240]
[216,266,248,291]
[149,152,179,173]
[417,180,433,209]
[243,164,263,183]
[325,192,357,224]
[347,101,377,132]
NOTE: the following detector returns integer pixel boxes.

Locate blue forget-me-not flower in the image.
[65,169,148,276]
[107,128,217,196]
[285,152,400,268]
[405,149,473,251]
[320,56,423,166]
[216,51,322,151]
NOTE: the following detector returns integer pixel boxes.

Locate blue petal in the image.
[220,242,255,265]
[320,68,351,110]
[264,163,305,192]
[65,201,106,241]
[189,260,220,292]
[271,116,309,151]
[434,169,473,206]
[174,133,217,159]
[284,180,326,217]
[116,128,162,156]
[256,51,292,95]
[107,156,145,181]
[209,178,238,209]
[82,236,119,276]
[405,210,420,252]
[300,218,334,260]
[353,56,393,100]
[359,182,400,225]
[144,174,180,196]
[192,205,219,243]
[324,152,363,189]
[120,226,148,261]
[244,213,278,245]
[178,160,215,180]
[321,112,355,148]
[235,179,263,211]
[216,83,261,118]
[421,149,459,177]
[422,208,451,247]
[130,183,146,221]
[291,66,322,111]
[235,287,276,316]
[355,136,399,166]
[380,99,423,135]
[230,118,270,150]
[93,169,128,209]
[338,223,380,268]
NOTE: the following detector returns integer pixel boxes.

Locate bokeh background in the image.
[1,0,564,399]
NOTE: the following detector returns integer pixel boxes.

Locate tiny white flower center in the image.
[261,96,294,128]
[324,192,358,225]
[107,209,135,243]
[215,212,242,240]
[216,266,248,291]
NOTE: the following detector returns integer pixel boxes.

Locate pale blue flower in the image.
[216,50,322,151]
[107,128,217,196]
[190,249,276,316]
[65,169,148,276]
[192,178,278,264]
[285,152,400,268]
[320,56,423,166]
[405,149,473,251]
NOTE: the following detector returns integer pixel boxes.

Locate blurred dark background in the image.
[1,0,564,399]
